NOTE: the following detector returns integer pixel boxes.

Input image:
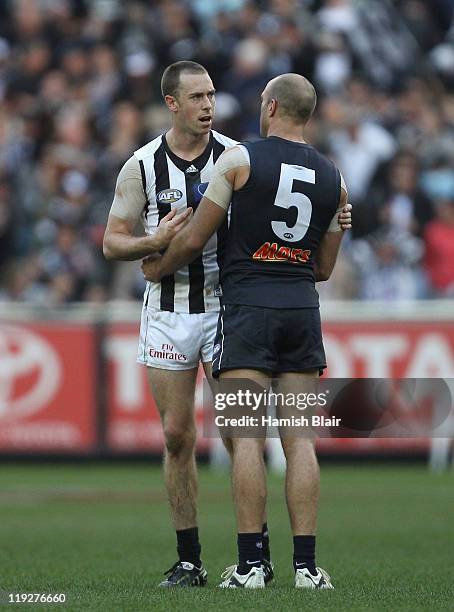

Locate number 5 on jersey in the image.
[271,164,315,243]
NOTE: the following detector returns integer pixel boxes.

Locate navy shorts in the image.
[212,304,326,378]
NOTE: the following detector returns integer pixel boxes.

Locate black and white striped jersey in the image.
[134,130,237,313]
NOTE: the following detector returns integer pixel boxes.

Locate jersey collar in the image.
[162,132,214,174]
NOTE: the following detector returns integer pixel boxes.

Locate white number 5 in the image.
[271,163,315,242]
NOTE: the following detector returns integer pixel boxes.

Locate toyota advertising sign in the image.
[0,323,97,452]
[323,322,454,378]
[0,313,453,455]
[103,319,454,455]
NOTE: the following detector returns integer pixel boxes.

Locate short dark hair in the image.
[266,75,317,125]
[161,61,208,98]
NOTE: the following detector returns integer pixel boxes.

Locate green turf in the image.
[0,463,453,611]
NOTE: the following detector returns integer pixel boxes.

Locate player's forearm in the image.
[314,231,344,281]
[146,197,226,280]
[157,230,203,278]
[103,232,161,261]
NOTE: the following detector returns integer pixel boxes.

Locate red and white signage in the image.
[323,321,454,378]
[1,317,453,455]
[103,320,454,454]
[0,323,97,452]
[319,321,454,453]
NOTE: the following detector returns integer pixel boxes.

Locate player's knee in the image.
[281,436,315,459]
[231,437,265,458]
[164,423,196,457]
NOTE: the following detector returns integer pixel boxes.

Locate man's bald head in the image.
[264,74,317,125]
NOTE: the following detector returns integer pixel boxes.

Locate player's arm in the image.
[142,147,249,281]
[142,198,228,279]
[103,156,192,261]
[314,182,350,282]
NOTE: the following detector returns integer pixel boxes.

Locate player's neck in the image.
[166,127,210,161]
[267,123,306,144]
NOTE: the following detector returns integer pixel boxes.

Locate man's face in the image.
[172,72,216,136]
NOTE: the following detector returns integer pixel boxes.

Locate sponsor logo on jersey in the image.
[186,164,198,174]
[149,343,187,361]
[157,188,183,204]
[213,285,223,297]
[252,242,311,264]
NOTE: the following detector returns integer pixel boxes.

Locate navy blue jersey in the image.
[220,136,341,308]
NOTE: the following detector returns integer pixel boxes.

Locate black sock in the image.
[262,522,271,562]
[293,535,316,575]
[237,532,262,575]
[176,527,201,567]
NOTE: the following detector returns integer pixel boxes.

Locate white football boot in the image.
[219,564,265,588]
[295,566,334,589]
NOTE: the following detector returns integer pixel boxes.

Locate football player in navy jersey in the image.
[142,73,351,589]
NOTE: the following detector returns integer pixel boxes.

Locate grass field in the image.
[0,462,453,611]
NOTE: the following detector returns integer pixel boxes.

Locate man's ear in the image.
[269,98,277,117]
[165,95,178,113]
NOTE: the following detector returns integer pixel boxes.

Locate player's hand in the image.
[153,207,193,250]
[338,203,352,230]
[142,253,163,282]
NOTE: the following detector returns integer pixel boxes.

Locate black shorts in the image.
[212,304,326,378]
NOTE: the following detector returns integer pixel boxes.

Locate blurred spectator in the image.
[0,176,14,266]
[89,44,122,122]
[423,200,454,296]
[398,0,442,51]
[314,31,351,94]
[39,223,99,301]
[328,105,396,202]
[0,258,47,304]
[351,228,426,300]
[367,151,434,238]
[420,155,454,202]
[317,0,358,35]
[221,37,272,135]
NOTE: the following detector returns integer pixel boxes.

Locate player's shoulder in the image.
[241,136,266,147]
[307,142,335,165]
[235,137,281,161]
[305,145,344,193]
[134,134,164,161]
[117,155,141,182]
[211,130,238,149]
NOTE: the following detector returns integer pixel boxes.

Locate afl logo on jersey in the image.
[157,188,183,204]
[284,232,294,240]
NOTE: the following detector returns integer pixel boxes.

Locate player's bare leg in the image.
[147,367,198,530]
[204,360,272,526]
[278,370,333,589]
[230,435,267,532]
[204,362,234,458]
[281,435,319,534]
[220,368,270,529]
[220,431,273,579]
[210,363,273,582]
[218,369,269,587]
[147,367,207,587]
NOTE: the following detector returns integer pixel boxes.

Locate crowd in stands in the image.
[1,0,454,304]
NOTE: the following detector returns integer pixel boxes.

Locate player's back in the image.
[221,136,341,308]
